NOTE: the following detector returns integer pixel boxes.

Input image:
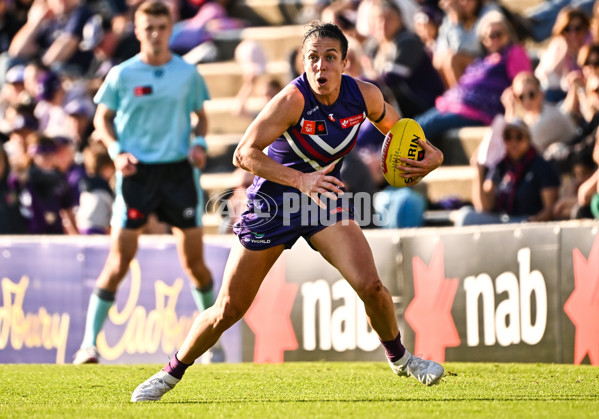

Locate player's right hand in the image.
[297,163,345,209]
[114,153,138,176]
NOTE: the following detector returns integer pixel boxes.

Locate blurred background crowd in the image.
[1,0,598,235]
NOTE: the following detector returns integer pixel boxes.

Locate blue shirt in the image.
[94,54,210,163]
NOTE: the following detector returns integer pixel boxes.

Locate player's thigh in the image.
[309,221,379,291]
[217,240,285,315]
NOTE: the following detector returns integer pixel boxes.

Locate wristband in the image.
[191,135,208,150]
[108,141,122,160]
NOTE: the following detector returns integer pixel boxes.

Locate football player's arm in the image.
[234,85,344,208]
[358,79,443,178]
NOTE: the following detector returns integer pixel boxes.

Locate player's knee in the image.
[186,261,211,285]
[355,277,386,304]
[105,254,134,279]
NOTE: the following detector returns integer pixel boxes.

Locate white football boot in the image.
[131,370,180,402]
[389,350,445,386]
[73,346,99,365]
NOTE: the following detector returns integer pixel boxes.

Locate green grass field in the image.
[1,362,598,418]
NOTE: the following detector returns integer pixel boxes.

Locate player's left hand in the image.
[189,145,207,169]
[396,139,443,178]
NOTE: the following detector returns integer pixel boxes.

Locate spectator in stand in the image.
[433,0,499,88]
[0,144,26,233]
[505,72,578,152]
[576,130,599,218]
[53,135,85,203]
[63,97,94,150]
[534,6,591,104]
[8,0,101,76]
[363,0,445,119]
[454,118,560,226]
[413,5,443,56]
[0,65,31,133]
[9,134,78,234]
[524,0,594,43]
[33,70,69,135]
[561,44,599,130]
[76,139,114,234]
[415,10,531,143]
[479,72,578,167]
[3,109,37,176]
[232,39,267,119]
[558,73,599,173]
[552,149,595,219]
[170,0,245,62]
[0,0,26,85]
[22,60,45,99]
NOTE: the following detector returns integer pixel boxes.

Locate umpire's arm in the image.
[189,108,209,169]
[94,103,138,175]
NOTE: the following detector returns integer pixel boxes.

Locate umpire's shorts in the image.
[111,159,204,230]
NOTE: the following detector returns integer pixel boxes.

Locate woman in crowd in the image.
[415,10,531,143]
[535,6,591,103]
[454,118,561,226]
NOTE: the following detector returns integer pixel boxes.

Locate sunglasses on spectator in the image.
[503,131,526,142]
[518,91,537,101]
[564,24,585,34]
[487,31,505,40]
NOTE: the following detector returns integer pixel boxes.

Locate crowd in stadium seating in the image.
[0,0,598,235]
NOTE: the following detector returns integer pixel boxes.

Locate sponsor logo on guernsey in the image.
[339,114,364,128]
[306,106,320,115]
[301,120,328,135]
[133,86,153,96]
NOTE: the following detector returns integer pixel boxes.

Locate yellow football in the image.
[380,118,426,188]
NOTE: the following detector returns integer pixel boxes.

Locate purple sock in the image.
[162,352,192,379]
[381,332,406,363]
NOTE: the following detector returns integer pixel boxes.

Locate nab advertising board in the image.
[399,222,599,365]
[1,221,597,365]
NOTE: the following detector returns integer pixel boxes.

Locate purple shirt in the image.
[246,73,367,212]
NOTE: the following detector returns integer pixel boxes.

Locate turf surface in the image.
[1,362,598,418]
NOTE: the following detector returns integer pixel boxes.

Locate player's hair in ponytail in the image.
[302,21,349,60]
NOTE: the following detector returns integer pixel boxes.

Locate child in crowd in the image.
[76,140,114,234]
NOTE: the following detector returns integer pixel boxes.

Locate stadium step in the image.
[440,126,488,166]
[233,0,315,26]
[420,165,476,204]
[199,60,291,99]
